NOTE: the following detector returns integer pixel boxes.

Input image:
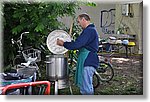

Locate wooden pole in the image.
[69,18,74,37]
[65,18,74,57]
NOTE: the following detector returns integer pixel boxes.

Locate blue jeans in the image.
[80,66,96,95]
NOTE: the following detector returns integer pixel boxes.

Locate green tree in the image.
[3,1,97,69]
[3,1,79,67]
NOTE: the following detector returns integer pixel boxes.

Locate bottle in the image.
[117,30,120,34]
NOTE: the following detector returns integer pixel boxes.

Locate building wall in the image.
[115,2,143,54]
[60,3,116,37]
[77,3,116,36]
[60,2,143,54]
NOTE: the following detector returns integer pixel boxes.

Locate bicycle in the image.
[11,32,41,79]
[93,55,114,88]
[0,32,48,95]
[68,50,114,89]
[11,32,29,66]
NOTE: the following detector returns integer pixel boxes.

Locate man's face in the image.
[77,17,84,29]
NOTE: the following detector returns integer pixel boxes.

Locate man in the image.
[57,13,99,95]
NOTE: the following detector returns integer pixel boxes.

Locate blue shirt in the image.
[64,24,99,68]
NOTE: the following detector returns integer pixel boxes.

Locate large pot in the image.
[45,55,68,81]
[46,30,71,90]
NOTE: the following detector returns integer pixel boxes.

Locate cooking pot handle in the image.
[44,61,53,64]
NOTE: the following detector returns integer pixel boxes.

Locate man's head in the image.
[77,13,91,29]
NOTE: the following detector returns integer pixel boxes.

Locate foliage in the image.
[85,2,97,7]
[3,0,97,68]
[3,1,79,66]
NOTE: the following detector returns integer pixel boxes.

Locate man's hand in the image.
[57,39,64,46]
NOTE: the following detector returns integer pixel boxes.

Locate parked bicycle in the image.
[93,55,114,88]
[11,32,29,66]
[68,50,114,89]
[11,32,41,78]
[0,32,49,95]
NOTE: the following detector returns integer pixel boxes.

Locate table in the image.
[99,42,132,58]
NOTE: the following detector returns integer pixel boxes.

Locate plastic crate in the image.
[0,73,34,95]
[1,81,51,95]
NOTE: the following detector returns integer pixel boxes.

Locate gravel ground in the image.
[94,54,143,95]
[39,53,143,95]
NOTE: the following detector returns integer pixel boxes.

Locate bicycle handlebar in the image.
[12,32,29,43]
[11,32,29,50]
[20,32,29,40]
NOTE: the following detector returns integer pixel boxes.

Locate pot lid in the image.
[46,30,72,54]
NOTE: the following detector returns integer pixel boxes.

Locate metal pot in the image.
[45,54,68,81]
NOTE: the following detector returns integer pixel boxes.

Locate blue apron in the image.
[75,48,90,87]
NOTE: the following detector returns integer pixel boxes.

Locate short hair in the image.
[78,13,90,21]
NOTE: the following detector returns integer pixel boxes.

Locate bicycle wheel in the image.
[93,72,100,89]
[97,61,114,82]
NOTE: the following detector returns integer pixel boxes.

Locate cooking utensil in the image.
[46,30,72,54]
[45,55,68,89]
